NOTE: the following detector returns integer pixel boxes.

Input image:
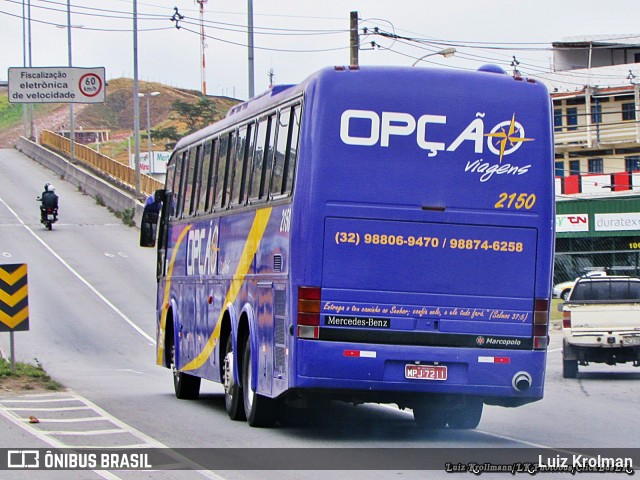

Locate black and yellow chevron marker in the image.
[0,264,29,332]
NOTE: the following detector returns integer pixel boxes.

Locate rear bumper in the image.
[563,331,640,348]
[294,339,545,401]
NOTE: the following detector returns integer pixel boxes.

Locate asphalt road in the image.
[0,148,639,480]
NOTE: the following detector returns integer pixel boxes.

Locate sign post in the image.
[8,67,106,104]
[0,264,29,372]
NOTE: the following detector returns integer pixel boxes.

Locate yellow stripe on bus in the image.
[182,207,272,372]
[156,225,192,366]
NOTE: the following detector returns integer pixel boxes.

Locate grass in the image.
[0,357,64,393]
[0,93,62,131]
[0,96,25,130]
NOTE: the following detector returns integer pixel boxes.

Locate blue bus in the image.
[140,64,555,429]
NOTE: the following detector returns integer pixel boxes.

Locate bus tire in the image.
[171,343,201,400]
[223,336,245,420]
[413,401,447,430]
[446,398,483,429]
[242,336,279,427]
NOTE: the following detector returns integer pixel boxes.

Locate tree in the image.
[171,97,220,134]
[150,126,181,151]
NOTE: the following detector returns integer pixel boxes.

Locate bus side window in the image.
[174,150,188,218]
[189,145,203,216]
[225,131,238,208]
[284,104,302,195]
[231,126,247,206]
[214,133,231,209]
[270,107,291,197]
[183,147,199,217]
[165,158,177,218]
[232,123,255,206]
[249,116,271,202]
[208,138,219,212]
[196,141,214,214]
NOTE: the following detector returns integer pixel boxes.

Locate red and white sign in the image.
[556,214,589,233]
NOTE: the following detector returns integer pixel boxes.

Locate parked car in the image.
[559,275,640,378]
[552,271,607,300]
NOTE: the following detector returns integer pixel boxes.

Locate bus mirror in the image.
[140,200,161,248]
[154,189,166,203]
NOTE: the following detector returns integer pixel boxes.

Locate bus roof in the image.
[173,64,547,151]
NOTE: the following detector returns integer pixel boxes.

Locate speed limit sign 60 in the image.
[79,73,103,98]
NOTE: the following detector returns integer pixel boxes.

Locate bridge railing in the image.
[40,130,165,197]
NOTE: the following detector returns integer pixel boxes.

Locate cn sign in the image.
[556,214,589,233]
[8,67,106,104]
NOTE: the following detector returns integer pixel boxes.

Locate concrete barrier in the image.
[15,137,148,226]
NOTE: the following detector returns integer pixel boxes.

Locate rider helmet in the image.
[47,185,55,192]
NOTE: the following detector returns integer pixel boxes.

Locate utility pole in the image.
[349,11,359,67]
[247,0,255,98]
[197,0,208,95]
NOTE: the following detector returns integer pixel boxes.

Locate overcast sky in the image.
[2,0,640,100]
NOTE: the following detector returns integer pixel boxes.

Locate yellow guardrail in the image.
[40,130,165,197]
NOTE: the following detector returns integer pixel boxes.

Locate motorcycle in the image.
[41,207,58,230]
[36,196,58,230]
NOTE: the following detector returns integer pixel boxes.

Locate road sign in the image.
[8,67,106,104]
[0,264,29,332]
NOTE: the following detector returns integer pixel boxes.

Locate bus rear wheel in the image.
[223,336,245,420]
[171,344,201,400]
[413,402,447,429]
[242,336,280,427]
[413,396,482,430]
[446,398,483,429]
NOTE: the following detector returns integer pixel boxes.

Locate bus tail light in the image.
[532,298,549,350]
[297,286,321,339]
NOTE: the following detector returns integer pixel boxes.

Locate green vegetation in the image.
[0,357,64,392]
[0,95,24,130]
[170,97,220,134]
[113,207,136,227]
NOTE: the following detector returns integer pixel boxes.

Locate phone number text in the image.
[335,232,524,252]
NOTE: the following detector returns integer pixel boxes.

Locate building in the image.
[537,35,640,282]
[57,129,110,145]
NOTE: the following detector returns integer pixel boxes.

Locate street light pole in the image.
[139,92,160,172]
[411,47,457,67]
[133,0,141,196]
[66,0,75,161]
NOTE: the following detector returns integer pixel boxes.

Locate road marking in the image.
[0,391,226,479]
[0,196,155,345]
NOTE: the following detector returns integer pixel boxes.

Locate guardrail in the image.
[40,130,165,197]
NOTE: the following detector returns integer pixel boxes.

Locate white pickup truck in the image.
[560,276,640,378]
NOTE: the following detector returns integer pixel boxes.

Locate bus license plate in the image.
[405,364,447,381]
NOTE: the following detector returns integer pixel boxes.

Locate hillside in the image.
[0,79,239,163]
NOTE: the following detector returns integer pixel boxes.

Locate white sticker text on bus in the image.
[339,110,535,182]
[186,225,219,276]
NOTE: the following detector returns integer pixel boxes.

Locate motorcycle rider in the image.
[38,183,59,222]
